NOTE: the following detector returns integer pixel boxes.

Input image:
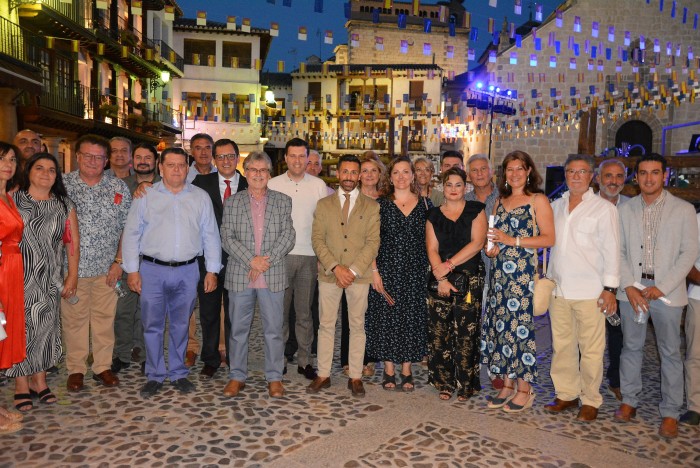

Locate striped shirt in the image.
[641,190,667,275]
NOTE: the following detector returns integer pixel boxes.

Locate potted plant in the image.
[99,103,119,119]
[127,113,145,130]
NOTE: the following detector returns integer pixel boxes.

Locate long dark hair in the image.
[386,156,420,199]
[21,152,70,213]
[0,141,21,190]
[497,150,543,197]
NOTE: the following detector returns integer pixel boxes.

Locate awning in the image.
[0,54,42,95]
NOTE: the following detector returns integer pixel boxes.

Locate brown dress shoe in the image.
[348,378,365,398]
[544,398,580,413]
[576,405,599,422]
[306,376,331,394]
[93,370,119,387]
[613,403,637,422]
[185,351,197,368]
[268,381,285,398]
[66,373,84,392]
[658,417,678,438]
[223,380,245,397]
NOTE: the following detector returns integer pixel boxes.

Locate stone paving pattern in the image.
[1,313,699,467]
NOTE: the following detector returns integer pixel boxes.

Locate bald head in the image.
[14,129,42,162]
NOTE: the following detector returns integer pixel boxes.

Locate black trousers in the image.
[197,259,230,368]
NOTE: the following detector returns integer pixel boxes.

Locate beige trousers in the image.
[187,311,199,354]
[61,276,118,375]
[317,281,369,380]
[549,296,606,408]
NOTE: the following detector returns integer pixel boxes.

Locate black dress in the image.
[365,197,431,363]
[425,201,485,399]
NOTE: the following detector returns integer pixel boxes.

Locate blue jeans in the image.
[619,286,684,419]
[228,288,285,382]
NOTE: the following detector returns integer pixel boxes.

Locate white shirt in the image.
[549,188,620,299]
[218,172,240,202]
[268,172,328,256]
[688,214,700,300]
[337,186,360,216]
[186,161,217,183]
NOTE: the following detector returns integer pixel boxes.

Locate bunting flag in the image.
[298,26,307,41]
[314,0,323,13]
[122,46,128,58]
[241,18,251,33]
[299,62,306,73]
[446,45,454,59]
[324,30,333,45]
[424,19,431,33]
[487,18,494,34]
[397,13,407,29]
[463,12,470,28]
[423,43,432,56]
[412,0,419,16]
[515,0,522,15]
[350,33,359,48]
[277,61,285,72]
[46,37,54,49]
[400,40,408,54]
[131,1,142,16]
[227,16,236,30]
[97,43,104,55]
[164,5,175,21]
[197,11,206,26]
[384,0,392,8]
[96,0,107,10]
[254,59,261,70]
[270,22,279,36]
[71,40,79,53]
[375,37,384,51]
[372,9,380,23]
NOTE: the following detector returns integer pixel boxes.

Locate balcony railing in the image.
[0,17,27,62]
[16,0,92,29]
[156,40,184,71]
[41,82,86,118]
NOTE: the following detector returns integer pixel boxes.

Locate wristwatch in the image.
[603,286,617,294]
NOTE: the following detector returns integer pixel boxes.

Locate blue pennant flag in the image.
[424,19,431,33]
[373,8,380,23]
[314,0,323,13]
[344,2,351,19]
[470,27,478,41]
[398,13,407,29]
[449,22,455,37]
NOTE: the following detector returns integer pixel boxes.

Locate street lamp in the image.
[466,83,517,164]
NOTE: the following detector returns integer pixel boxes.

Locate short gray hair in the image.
[467,153,491,169]
[413,156,434,173]
[243,151,273,172]
[308,149,321,159]
[598,158,627,175]
[110,136,132,153]
[564,154,594,171]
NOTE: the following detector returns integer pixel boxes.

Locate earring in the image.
[505,180,509,189]
[527,175,530,185]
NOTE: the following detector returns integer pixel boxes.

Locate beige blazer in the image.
[311,191,380,284]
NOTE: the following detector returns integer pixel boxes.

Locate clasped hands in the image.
[334,264,356,289]
[249,255,270,282]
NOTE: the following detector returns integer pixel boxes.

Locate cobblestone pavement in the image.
[1,313,698,467]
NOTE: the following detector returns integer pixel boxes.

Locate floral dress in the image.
[481,202,538,383]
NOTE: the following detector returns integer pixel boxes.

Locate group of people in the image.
[0,130,698,442]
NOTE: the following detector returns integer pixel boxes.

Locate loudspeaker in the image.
[545,166,565,197]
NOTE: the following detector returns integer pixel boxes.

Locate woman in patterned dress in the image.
[365,157,431,391]
[7,153,80,411]
[0,142,25,432]
[482,150,554,413]
[426,168,487,400]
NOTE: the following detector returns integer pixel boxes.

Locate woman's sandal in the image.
[382,372,396,391]
[502,387,536,413]
[13,394,33,412]
[487,383,516,409]
[31,388,57,405]
[438,391,452,401]
[399,373,414,392]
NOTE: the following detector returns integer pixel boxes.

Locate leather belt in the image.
[142,255,197,267]
[641,272,655,280]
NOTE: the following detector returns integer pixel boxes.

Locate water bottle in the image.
[114,280,128,298]
[56,282,79,305]
[633,304,650,324]
[0,304,7,341]
[599,298,621,326]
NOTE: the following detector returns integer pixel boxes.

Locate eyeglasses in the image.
[111,148,130,154]
[79,152,106,162]
[565,169,592,176]
[215,154,238,161]
[246,168,270,175]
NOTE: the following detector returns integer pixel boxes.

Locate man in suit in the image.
[220,152,295,398]
[614,153,698,439]
[192,138,248,378]
[307,155,380,398]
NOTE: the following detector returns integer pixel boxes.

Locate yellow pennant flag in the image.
[72,40,79,53]
[277,60,285,72]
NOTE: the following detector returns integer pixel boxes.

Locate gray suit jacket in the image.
[221,189,295,293]
[617,191,698,306]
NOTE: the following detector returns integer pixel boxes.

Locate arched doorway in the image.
[615,121,652,156]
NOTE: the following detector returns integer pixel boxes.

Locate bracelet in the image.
[446,260,455,271]
[437,277,447,282]
[114,257,123,264]
[515,237,521,247]
[372,269,378,272]
[603,286,617,294]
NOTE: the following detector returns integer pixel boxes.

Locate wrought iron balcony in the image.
[155,40,184,72]
[15,0,92,29]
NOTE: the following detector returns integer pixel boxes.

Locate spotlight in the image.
[476,82,483,89]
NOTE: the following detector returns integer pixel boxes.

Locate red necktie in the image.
[224,179,232,201]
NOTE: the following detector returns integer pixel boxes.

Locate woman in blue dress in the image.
[482,150,555,413]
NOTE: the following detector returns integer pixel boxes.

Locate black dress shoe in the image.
[140,380,162,398]
[171,378,195,394]
[298,364,318,380]
[200,365,218,378]
[110,357,131,374]
[680,410,700,426]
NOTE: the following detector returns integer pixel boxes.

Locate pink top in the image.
[248,191,268,289]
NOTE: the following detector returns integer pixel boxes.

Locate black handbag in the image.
[427,269,469,298]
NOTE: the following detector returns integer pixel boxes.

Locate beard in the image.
[134,165,155,175]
